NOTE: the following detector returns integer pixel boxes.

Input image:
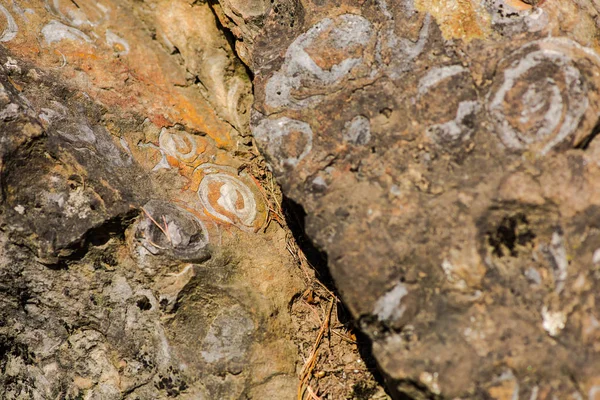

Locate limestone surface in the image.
[0,1,304,399]
[249,0,600,398]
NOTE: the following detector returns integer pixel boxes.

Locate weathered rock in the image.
[0,1,306,399]
[250,0,600,398]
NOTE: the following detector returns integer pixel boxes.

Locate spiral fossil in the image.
[487,37,600,154]
[265,14,375,110]
[137,200,210,261]
[158,128,200,163]
[196,164,261,231]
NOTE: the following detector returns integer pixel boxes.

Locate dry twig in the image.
[331,329,357,344]
[141,207,172,245]
[162,215,173,245]
[306,385,322,400]
[298,297,335,400]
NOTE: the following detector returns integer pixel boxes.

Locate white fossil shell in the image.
[0,5,17,43]
[265,14,374,109]
[42,20,91,45]
[137,200,210,261]
[158,128,199,162]
[488,38,600,154]
[196,165,260,230]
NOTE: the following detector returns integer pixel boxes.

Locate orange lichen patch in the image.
[165,91,234,149]
[415,0,490,41]
[213,152,240,167]
[58,51,101,61]
[1,0,235,151]
[166,155,180,168]
[0,0,251,236]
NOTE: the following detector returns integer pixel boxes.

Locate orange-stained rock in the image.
[0,1,299,399]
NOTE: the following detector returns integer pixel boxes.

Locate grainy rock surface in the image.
[249,0,600,398]
[0,1,309,399]
[6,0,600,399]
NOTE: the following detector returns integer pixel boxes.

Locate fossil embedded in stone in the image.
[265,14,375,109]
[41,20,92,45]
[487,38,600,154]
[252,116,313,173]
[158,127,201,163]
[0,4,17,43]
[196,164,263,231]
[137,200,210,262]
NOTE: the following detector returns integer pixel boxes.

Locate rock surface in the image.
[6,0,600,398]
[0,1,309,399]
[249,0,600,398]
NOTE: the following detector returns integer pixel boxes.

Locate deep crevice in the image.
[281,195,392,398]
[575,114,600,150]
[206,0,255,80]
[282,196,331,287]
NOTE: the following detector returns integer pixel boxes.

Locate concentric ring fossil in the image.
[196,164,264,231]
[137,200,210,261]
[158,127,201,163]
[487,37,600,154]
[252,116,313,174]
[265,13,375,110]
[250,1,600,398]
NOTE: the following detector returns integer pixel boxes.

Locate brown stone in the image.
[248,0,600,398]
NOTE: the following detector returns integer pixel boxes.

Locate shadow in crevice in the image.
[281,196,331,287]
[575,114,600,150]
[281,195,394,399]
[206,0,255,81]
[44,209,139,270]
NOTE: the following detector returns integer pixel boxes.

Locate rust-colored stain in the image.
[505,0,533,11]
[0,0,262,237]
[415,0,489,41]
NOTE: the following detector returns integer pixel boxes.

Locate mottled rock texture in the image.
[0,1,305,399]
[248,0,600,398]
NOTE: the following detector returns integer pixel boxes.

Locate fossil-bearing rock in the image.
[0,1,307,399]
[249,0,600,398]
[3,0,600,399]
